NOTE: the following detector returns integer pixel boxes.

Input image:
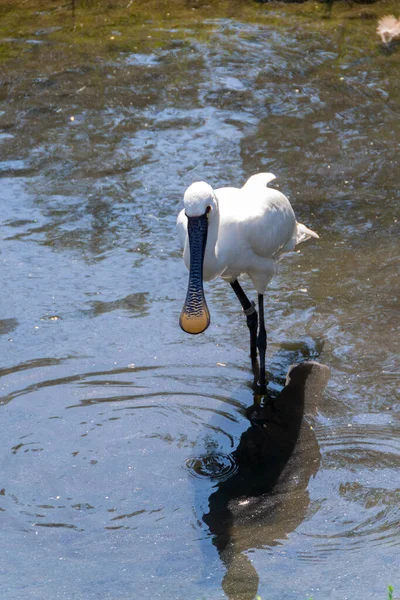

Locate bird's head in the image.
[183,181,217,217]
[180,181,216,335]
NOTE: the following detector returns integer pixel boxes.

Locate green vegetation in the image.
[0,0,399,68]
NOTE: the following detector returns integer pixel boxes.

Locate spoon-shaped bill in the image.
[180,214,210,334]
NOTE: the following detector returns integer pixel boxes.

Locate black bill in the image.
[180,213,210,334]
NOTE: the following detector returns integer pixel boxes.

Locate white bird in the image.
[177,173,319,391]
[376,15,400,47]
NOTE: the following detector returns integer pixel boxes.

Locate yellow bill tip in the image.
[180,308,210,335]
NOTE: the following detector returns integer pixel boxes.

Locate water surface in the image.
[0,1,399,598]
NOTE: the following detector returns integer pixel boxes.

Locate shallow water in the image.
[0,1,399,599]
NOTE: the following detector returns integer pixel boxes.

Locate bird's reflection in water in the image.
[203,361,330,600]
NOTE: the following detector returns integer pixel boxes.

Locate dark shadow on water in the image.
[203,361,330,600]
[249,336,324,397]
[0,318,18,336]
[82,292,149,318]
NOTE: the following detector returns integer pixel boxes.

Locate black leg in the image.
[230,280,258,375]
[257,294,267,392]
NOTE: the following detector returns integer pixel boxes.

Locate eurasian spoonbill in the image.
[177,173,318,391]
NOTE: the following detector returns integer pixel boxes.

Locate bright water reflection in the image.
[0,1,399,599]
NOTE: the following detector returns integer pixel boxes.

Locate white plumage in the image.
[177,173,318,294]
[376,15,400,46]
[177,172,319,391]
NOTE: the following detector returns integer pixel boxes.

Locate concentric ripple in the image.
[294,422,400,562]
[185,453,238,481]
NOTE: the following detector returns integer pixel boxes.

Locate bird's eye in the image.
[206,205,211,214]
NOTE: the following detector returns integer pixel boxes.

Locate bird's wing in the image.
[240,174,319,255]
[239,184,297,258]
[242,173,276,190]
[176,208,187,249]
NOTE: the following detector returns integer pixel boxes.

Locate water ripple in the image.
[185,453,238,481]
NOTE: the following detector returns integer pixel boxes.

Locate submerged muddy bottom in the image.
[0,2,399,599]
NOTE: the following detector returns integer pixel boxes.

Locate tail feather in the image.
[295,222,319,244]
